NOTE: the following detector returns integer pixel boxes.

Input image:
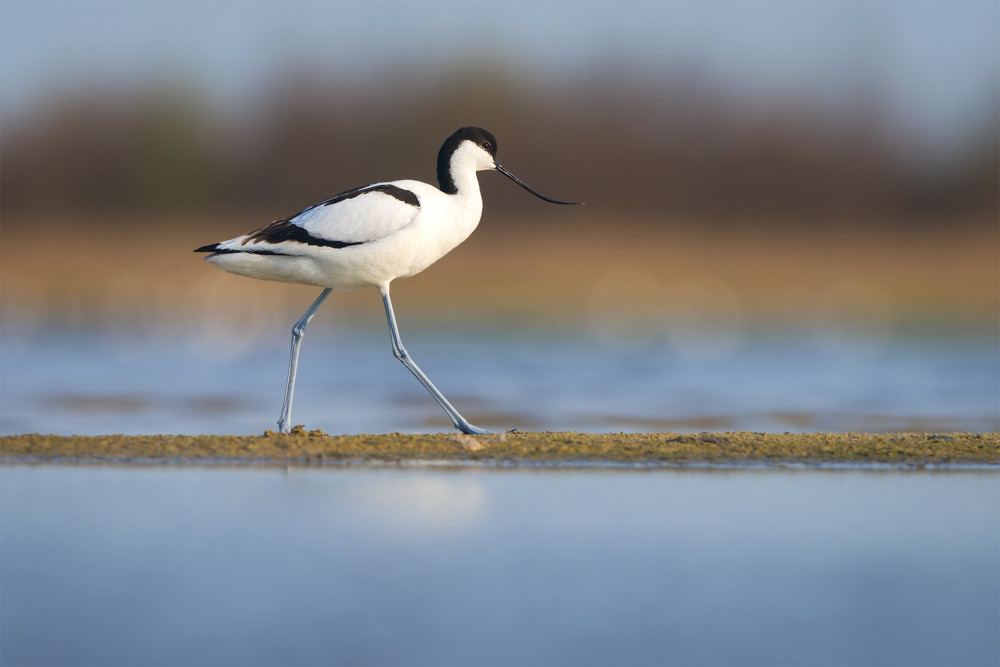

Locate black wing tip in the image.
[194,243,220,253]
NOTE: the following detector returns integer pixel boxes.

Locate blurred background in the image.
[1,1,997,434]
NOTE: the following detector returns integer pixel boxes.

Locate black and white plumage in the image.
[196,126,579,434]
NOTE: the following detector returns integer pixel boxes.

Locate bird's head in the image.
[438,126,583,204]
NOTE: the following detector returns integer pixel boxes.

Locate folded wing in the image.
[196,183,422,255]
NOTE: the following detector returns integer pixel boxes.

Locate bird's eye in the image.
[482,141,492,151]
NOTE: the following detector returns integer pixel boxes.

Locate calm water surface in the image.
[2,465,997,666]
[1,328,997,435]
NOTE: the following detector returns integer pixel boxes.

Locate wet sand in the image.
[2,431,996,467]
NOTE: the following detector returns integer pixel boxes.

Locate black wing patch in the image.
[240,219,364,249]
[193,221,362,254]
[194,245,284,256]
[193,222,361,254]
[193,183,420,255]
[288,182,420,219]
[315,183,420,210]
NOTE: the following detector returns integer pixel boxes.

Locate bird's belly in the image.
[313,225,471,287]
[206,253,337,288]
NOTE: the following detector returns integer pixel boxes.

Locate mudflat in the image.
[2,431,996,467]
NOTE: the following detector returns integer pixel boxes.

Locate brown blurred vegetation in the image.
[2,64,997,229]
[1,66,996,335]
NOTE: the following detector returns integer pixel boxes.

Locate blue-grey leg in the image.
[277,288,332,434]
[380,287,489,435]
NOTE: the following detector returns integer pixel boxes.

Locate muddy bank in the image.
[2,431,996,467]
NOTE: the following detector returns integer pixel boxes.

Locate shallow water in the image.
[1,465,997,666]
[1,328,997,435]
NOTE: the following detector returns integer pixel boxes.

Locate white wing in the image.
[290,182,422,244]
[209,181,423,255]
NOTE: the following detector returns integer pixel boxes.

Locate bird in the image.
[195,126,580,435]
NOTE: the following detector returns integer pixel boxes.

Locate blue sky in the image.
[2,1,997,153]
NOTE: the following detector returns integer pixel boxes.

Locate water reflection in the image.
[345,474,487,533]
[2,466,997,666]
[1,329,997,435]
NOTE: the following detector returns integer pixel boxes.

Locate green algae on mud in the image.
[1,431,997,466]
